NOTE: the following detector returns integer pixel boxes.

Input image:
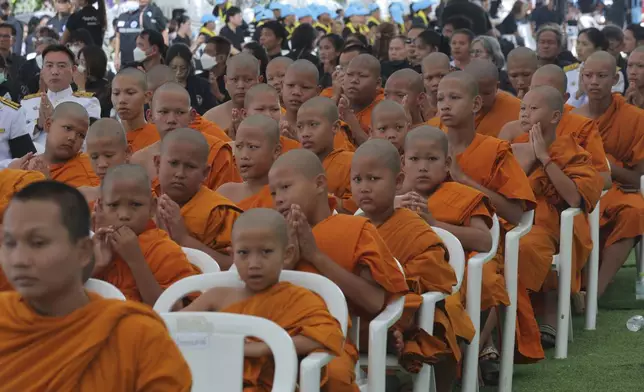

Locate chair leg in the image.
[585,205,600,330]
[413,364,433,392]
[556,232,574,359]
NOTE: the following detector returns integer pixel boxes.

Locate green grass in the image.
[482,253,644,392]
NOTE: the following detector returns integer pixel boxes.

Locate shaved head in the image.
[386,69,424,94]
[238,114,280,145]
[87,118,127,147]
[146,64,176,93]
[405,126,448,154]
[372,99,407,122]
[299,97,339,123]
[101,163,151,192]
[463,59,499,82]
[227,53,261,76]
[267,56,294,70]
[286,59,320,82]
[244,83,280,108]
[115,67,147,90]
[526,85,564,112]
[585,51,617,75]
[232,208,289,247]
[507,47,538,66]
[349,53,381,75]
[530,64,568,95]
[161,128,210,162]
[440,71,479,97]
[353,139,401,174]
[152,82,191,107]
[51,101,89,122]
[422,52,451,71]
[271,149,325,179]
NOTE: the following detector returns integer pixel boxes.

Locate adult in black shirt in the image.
[0,55,19,101]
[530,2,561,32]
[0,1,22,55]
[114,0,167,69]
[259,21,287,60]
[75,45,112,117]
[440,0,492,36]
[172,15,192,47]
[47,0,72,36]
[166,43,216,114]
[219,7,246,51]
[286,24,320,68]
[0,23,23,85]
[63,0,107,46]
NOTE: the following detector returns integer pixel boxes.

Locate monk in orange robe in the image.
[243,83,301,154]
[183,208,344,391]
[0,180,191,390]
[155,128,242,270]
[204,54,261,133]
[112,68,159,152]
[510,86,602,356]
[280,60,325,142]
[297,97,357,214]
[499,64,611,296]
[319,45,369,102]
[269,149,409,392]
[266,56,293,105]
[572,51,644,298]
[506,47,539,99]
[384,68,429,125]
[217,114,282,210]
[131,82,240,191]
[369,100,411,154]
[625,46,644,109]
[352,139,473,392]
[93,164,199,305]
[421,53,452,122]
[339,54,385,146]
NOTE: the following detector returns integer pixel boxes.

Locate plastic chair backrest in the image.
[182,247,221,273]
[85,279,126,300]
[161,312,298,392]
[154,271,348,337]
[468,214,500,264]
[431,226,466,293]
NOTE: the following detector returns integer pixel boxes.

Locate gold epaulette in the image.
[0,96,20,110]
[22,93,40,100]
[73,91,95,98]
[564,63,580,72]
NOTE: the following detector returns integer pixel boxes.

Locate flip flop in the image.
[539,324,557,349]
[479,346,500,386]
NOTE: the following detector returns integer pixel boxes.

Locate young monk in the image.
[370,99,411,154]
[421,52,452,121]
[281,59,322,139]
[25,102,99,188]
[339,53,385,146]
[506,47,539,100]
[510,86,602,350]
[182,208,344,391]
[93,164,199,305]
[573,51,644,298]
[131,82,239,190]
[626,45,644,108]
[203,54,261,132]
[0,181,191,390]
[266,56,293,104]
[217,115,281,210]
[297,97,358,213]
[268,148,409,392]
[243,83,301,153]
[111,67,158,152]
[146,64,231,143]
[155,128,242,270]
[352,139,473,392]
[383,68,428,125]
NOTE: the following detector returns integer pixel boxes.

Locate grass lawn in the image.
[482,254,644,392]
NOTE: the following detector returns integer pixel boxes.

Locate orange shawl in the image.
[474,91,521,137]
[0,291,191,391]
[222,281,344,391]
[50,153,100,188]
[126,123,160,153]
[322,149,358,213]
[0,169,46,220]
[237,184,274,210]
[203,133,242,190]
[320,87,334,98]
[191,113,232,142]
[355,89,385,135]
[280,135,301,154]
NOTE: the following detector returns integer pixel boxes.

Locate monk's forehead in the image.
[348,57,379,74]
[285,67,318,82]
[154,90,190,106]
[228,64,259,77]
[102,177,150,195]
[584,58,614,72]
[249,90,279,104]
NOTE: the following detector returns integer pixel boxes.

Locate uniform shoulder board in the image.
[0,96,20,110]
[22,93,40,100]
[564,63,580,72]
[616,66,621,72]
[73,91,96,98]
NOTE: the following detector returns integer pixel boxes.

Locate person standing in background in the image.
[623,24,644,55]
[219,6,245,52]
[47,0,73,37]
[0,0,22,55]
[113,0,167,70]
[63,0,107,46]
[0,23,23,88]
[530,0,561,34]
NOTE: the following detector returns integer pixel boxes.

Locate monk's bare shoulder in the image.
[498,120,523,141]
[130,142,160,178]
[216,181,249,203]
[185,286,252,311]
[572,104,591,118]
[204,102,233,129]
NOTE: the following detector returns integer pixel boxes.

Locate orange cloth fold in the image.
[237,184,274,210]
[320,87,334,98]
[355,90,385,135]
[50,153,100,188]
[474,91,522,138]
[280,135,301,154]
[0,291,192,391]
[222,281,344,392]
[191,113,232,142]
[126,123,160,153]
[322,149,358,213]
[203,133,242,190]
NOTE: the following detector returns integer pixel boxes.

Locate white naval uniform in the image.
[565,62,625,108]
[0,97,28,169]
[18,86,101,148]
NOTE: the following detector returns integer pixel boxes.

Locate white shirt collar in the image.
[47,86,73,103]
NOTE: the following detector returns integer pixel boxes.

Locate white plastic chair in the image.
[154,271,348,392]
[462,214,500,392]
[585,190,607,331]
[161,312,298,392]
[498,210,535,392]
[638,175,644,279]
[182,247,221,273]
[85,278,126,300]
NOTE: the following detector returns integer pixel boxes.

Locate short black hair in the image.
[139,29,168,60]
[625,24,644,42]
[69,28,95,46]
[225,6,242,22]
[42,44,76,64]
[451,28,475,43]
[341,43,370,56]
[602,24,623,42]
[11,181,90,242]
[0,23,16,36]
[261,20,288,42]
[206,36,232,55]
[79,45,107,79]
[37,26,60,40]
[290,23,317,52]
[579,27,608,51]
[320,33,344,52]
[443,15,473,31]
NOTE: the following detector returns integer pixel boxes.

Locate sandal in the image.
[539,324,557,350]
[479,346,500,386]
[572,291,586,315]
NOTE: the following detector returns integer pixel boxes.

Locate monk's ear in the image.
[189,108,197,122]
[472,94,483,114]
[315,172,328,194]
[75,236,94,279]
[148,196,158,219]
[257,76,264,84]
[124,145,133,162]
[145,108,152,122]
[143,90,152,104]
[44,117,53,133]
[315,84,322,95]
[395,171,405,192]
[153,154,161,175]
[551,110,562,126]
[240,108,247,118]
[400,153,406,169]
[283,243,296,268]
[444,154,452,169]
[332,120,341,135]
[417,91,427,105]
[272,142,282,160]
[376,76,382,87]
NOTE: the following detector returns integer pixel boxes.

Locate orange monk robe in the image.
[322,149,359,213]
[0,291,192,391]
[320,87,333,98]
[191,113,232,142]
[237,185,274,210]
[296,214,409,391]
[593,94,644,247]
[203,133,242,190]
[94,223,200,302]
[474,91,521,137]
[126,123,160,153]
[335,121,357,152]
[222,281,344,391]
[355,89,385,135]
[50,153,100,188]
[425,116,447,132]
[377,208,474,370]
[514,133,602,363]
[279,135,301,154]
